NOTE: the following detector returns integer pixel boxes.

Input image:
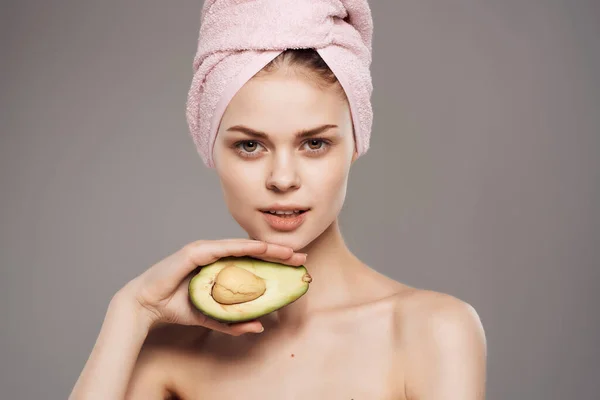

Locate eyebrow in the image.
[225,124,338,139]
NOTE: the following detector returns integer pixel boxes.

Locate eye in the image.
[241,141,259,152]
[301,138,331,156]
[307,139,324,150]
[233,140,266,158]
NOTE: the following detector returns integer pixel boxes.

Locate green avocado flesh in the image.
[188,256,312,323]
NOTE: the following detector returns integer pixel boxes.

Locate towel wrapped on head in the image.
[185,0,374,168]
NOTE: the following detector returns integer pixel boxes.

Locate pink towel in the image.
[185,0,374,168]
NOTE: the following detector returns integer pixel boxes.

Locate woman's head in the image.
[212,49,357,251]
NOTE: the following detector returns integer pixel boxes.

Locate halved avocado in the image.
[188,256,312,323]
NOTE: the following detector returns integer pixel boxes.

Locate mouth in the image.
[260,209,309,217]
[259,204,311,216]
[259,206,310,231]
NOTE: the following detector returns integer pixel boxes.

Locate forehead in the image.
[219,69,350,136]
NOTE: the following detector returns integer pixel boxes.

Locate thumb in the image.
[197,313,265,336]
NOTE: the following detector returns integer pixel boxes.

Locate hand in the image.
[115,239,307,336]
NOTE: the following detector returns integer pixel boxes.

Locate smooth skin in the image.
[70,63,487,400]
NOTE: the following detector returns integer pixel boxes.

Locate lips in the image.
[259,206,310,232]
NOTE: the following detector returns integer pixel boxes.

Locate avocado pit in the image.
[211,264,267,305]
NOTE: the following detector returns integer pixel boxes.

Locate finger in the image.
[199,315,264,336]
[253,252,307,266]
[186,240,307,271]
[197,242,308,271]
[252,242,294,261]
[220,241,307,265]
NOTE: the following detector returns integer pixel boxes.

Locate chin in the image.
[236,220,311,252]
[264,232,314,252]
[243,229,309,252]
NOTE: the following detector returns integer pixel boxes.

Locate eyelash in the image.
[233,139,332,159]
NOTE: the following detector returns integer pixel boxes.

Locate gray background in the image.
[1,1,598,399]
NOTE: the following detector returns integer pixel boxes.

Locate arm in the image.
[403,295,487,399]
[69,293,164,400]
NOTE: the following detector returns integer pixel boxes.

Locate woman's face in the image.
[213,66,357,251]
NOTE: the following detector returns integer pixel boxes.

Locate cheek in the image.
[219,162,263,210]
[307,158,350,211]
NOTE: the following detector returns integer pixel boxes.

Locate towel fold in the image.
[185,0,374,167]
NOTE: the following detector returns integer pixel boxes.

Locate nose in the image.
[265,153,300,193]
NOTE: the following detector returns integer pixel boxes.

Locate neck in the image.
[268,219,364,328]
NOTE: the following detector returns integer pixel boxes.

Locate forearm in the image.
[69,295,152,400]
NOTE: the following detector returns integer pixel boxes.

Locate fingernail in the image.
[256,325,264,333]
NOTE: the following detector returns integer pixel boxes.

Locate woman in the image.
[70,1,486,399]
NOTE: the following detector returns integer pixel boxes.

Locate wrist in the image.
[108,289,155,334]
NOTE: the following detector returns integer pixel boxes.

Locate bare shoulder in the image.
[392,288,487,351]
[392,288,485,333]
[392,288,487,399]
